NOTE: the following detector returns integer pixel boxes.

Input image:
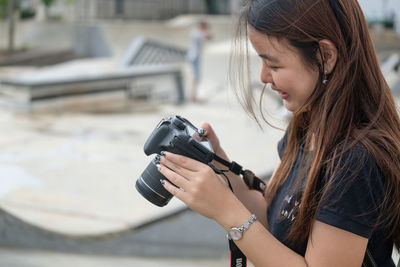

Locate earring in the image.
[322,70,329,84]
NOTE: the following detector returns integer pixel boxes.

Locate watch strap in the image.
[240,214,257,231]
[227,214,257,240]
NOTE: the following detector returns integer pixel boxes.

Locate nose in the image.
[260,62,273,84]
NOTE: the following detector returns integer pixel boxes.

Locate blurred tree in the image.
[205,0,218,14]
[20,0,35,19]
[7,0,16,51]
[0,0,7,18]
[41,0,56,20]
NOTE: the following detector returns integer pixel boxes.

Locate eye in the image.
[262,59,280,71]
[268,66,279,71]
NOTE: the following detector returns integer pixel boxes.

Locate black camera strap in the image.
[210,165,248,267]
[229,239,247,267]
[213,154,243,175]
[212,154,267,267]
[213,154,266,194]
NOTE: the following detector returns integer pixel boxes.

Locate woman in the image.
[158,0,400,266]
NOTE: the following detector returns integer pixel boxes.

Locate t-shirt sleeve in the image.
[315,146,386,238]
[277,130,288,159]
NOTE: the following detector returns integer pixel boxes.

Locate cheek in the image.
[303,70,319,93]
[289,69,319,95]
[273,70,299,89]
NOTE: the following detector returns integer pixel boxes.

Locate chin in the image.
[283,102,296,112]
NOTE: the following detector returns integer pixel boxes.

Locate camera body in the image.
[144,115,214,164]
[136,115,214,207]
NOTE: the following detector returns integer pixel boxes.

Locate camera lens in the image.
[135,157,173,207]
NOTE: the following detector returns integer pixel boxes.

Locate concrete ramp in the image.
[0,63,185,111]
[118,37,187,67]
[0,206,227,258]
[0,36,187,112]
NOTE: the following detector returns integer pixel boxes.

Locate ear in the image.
[318,39,338,74]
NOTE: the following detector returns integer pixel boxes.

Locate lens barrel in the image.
[135,157,173,207]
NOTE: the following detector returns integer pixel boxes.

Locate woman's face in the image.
[248,27,320,112]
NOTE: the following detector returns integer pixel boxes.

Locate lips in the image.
[271,86,289,100]
[279,92,289,99]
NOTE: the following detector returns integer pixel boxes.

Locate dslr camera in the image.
[135,115,214,207]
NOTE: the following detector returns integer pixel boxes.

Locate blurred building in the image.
[358,0,400,33]
[19,0,243,22]
[76,0,242,21]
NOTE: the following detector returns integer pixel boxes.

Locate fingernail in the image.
[155,155,161,163]
[160,179,165,185]
[198,128,206,136]
[160,151,166,156]
[156,164,161,170]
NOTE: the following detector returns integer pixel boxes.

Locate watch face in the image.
[229,228,242,241]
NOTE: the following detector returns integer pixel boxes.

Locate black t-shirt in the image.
[267,132,395,266]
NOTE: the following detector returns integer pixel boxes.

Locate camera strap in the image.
[229,239,247,267]
[213,154,266,194]
[212,154,267,267]
[213,154,243,175]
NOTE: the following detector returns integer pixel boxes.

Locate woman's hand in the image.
[198,122,226,159]
[158,151,235,221]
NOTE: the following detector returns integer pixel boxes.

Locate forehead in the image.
[247,26,299,61]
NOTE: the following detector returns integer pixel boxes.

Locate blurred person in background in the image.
[159,0,400,266]
[187,20,212,102]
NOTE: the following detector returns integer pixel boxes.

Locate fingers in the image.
[158,152,206,194]
[158,152,202,202]
[160,152,205,173]
[158,163,189,190]
[199,122,216,139]
[199,122,221,149]
[162,179,186,199]
[199,122,228,160]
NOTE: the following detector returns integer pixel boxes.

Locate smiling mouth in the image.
[279,92,289,100]
[271,86,289,100]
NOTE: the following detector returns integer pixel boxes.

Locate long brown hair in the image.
[231,0,400,249]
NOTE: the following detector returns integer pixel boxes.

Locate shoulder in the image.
[322,142,383,193]
[320,142,386,213]
[325,143,379,180]
[317,143,386,238]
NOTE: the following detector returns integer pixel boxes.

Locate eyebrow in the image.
[259,53,280,63]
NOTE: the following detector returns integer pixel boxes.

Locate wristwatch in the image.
[226,214,257,241]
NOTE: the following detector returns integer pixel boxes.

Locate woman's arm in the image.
[215,156,281,227]
[159,152,368,267]
[215,196,368,267]
[211,149,271,226]
[198,122,271,225]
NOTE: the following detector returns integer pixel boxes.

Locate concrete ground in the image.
[0,248,232,267]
